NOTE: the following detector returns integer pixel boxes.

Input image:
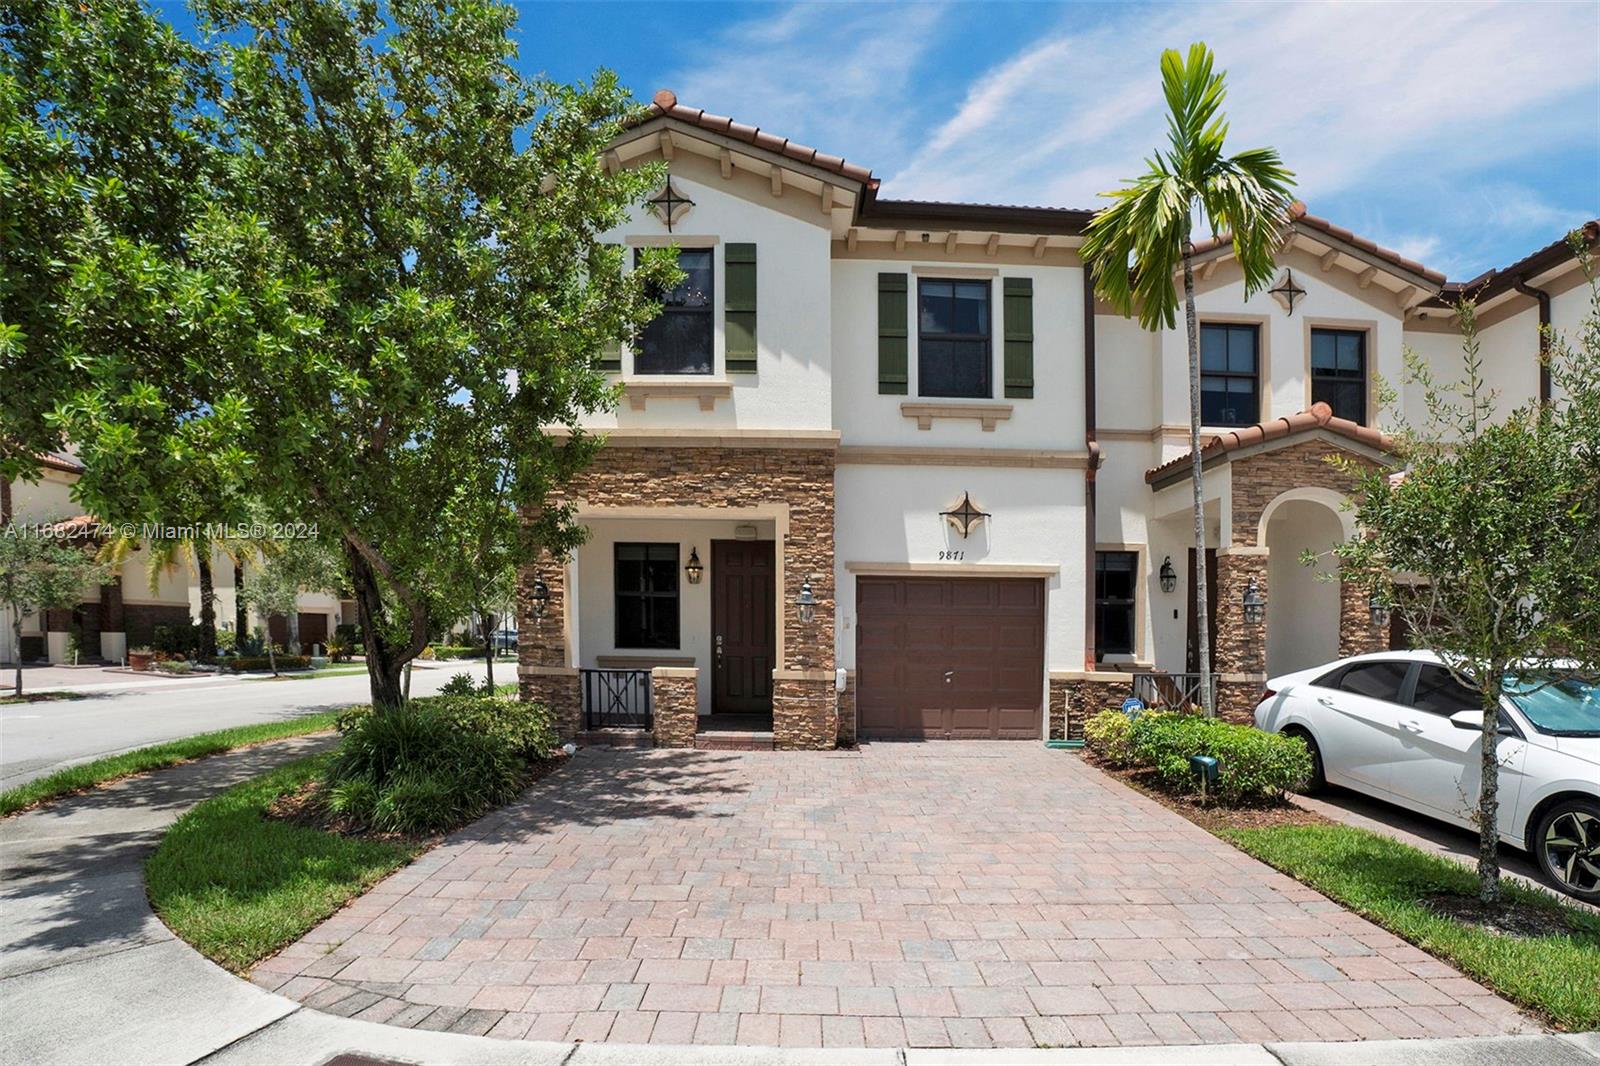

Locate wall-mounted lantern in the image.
[796,578,816,624]
[1159,556,1178,594]
[1368,593,1391,628]
[530,578,550,619]
[1242,576,1266,625]
[685,547,704,585]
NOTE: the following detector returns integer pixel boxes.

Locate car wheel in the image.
[1535,798,1600,903]
[1285,727,1326,793]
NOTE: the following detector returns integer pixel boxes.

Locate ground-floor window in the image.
[1094,550,1138,660]
[615,542,679,648]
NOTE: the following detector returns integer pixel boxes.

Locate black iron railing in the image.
[1132,671,1215,711]
[581,668,653,730]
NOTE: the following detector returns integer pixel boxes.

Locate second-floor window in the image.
[1311,328,1366,424]
[635,248,713,375]
[918,278,991,398]
[1200,322,1260,427]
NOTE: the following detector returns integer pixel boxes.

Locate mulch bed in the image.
[1424,892,1586,939]
[1085,755,1331,834]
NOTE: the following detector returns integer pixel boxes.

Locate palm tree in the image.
[1081,43,1296,716]
[146,534,219,659]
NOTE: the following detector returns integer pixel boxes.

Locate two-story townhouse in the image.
[517,90,1597,750]
[2,454,193,665]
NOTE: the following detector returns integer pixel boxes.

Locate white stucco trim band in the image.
[844,562,1059,578]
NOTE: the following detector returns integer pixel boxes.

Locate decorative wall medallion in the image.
[647,177,694,232]
[941,492,991,538]
[1268,268,1307,315]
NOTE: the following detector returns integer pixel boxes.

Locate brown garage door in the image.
[856,576,1045,740]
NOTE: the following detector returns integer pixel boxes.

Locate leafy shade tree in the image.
[1332,256,1600,904]
[1080,43,1296,715]
[0,528,112,695]
[0,0,223,482]
[46,0,677,708]
[238,535,341,674]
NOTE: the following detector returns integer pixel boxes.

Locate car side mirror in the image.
[1449,710,1479,731]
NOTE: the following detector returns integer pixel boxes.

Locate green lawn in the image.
[246,665,369,681]
[1221,822,1600,1030]
[0,712,343,817]
[147,755,418,972]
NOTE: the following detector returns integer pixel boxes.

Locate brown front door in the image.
[856,576,1045,740]
[711,540,775,715]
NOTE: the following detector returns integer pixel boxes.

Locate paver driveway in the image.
[252,743,1532,1049]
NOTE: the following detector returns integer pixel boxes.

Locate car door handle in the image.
[1316,696,1337,708]
[1400,720,1424,733]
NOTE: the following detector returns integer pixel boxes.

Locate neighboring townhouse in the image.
[1,453,193,665]
[509,91,1594,750]
[187,556,347,653]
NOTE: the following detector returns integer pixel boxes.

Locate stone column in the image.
[1213,547,1269,723]
[517,551,580,741]
[1338,576,1388,657]
[651,667,698,748]
[767,452,838,751]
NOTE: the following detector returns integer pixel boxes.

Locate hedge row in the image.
[223,655,313,673]
[1084,709,1311,806]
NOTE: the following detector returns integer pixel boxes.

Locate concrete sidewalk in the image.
[0,737,1595,1066]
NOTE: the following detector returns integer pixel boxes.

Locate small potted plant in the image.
[128,646,155,672]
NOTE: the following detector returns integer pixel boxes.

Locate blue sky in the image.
[166,0,1600,281]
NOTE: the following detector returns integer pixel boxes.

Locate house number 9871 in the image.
[938,550,965,561]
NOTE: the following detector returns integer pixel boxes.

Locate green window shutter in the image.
[878,272,908,395]
[598,337,621,373]
[1003,276,1034,399]
[725,243,758,373]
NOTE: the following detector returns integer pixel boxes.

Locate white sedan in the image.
[1254,650,1600,902]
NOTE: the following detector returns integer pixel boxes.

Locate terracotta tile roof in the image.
[1189,202,1446,286]
[636,90,876,186]
[1144,402,1393,485]
[36,451,83,474]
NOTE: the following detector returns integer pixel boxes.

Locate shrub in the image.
[224,655,311,672]
[323,694,555,834]
[1128,712,1311,805]
[427,644,481,661]
[439,672,479,696]
[1083,708,1139,767]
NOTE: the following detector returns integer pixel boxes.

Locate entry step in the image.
[695,730,775,751]
[578,728,654,749]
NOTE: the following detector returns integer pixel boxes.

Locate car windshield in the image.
[1505,676,1600,737]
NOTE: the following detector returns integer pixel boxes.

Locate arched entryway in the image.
[1261,494,1346,676]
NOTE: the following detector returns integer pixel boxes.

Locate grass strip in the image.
[0,690,88,704]
[0,711,343,817]
[1220,822,1600,1029]
[147,755,419,972]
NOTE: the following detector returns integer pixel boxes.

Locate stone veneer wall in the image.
[651,668,698,749]
[517,443,839,750]
[773,673,837,751]
[1049,675,1133,741]
[1217,441,1388,722]
[1338,577,1389,658]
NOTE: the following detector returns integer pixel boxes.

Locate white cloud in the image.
[662,2,949,172]
[889,0,1600,215]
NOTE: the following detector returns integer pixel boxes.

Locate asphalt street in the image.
[0,659,498,789]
